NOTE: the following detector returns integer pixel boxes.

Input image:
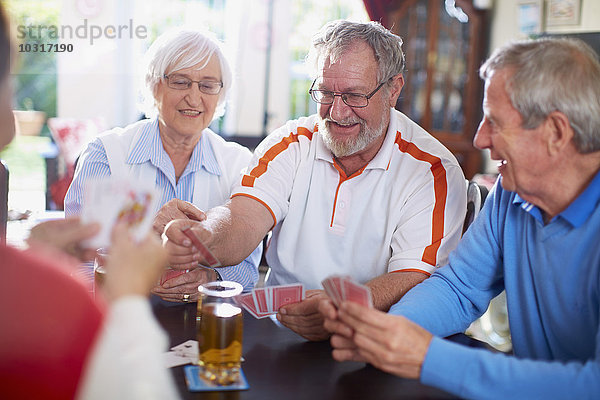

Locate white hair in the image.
[139,27,233,119]
[480,37,600,153]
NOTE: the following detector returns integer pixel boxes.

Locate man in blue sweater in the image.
[320,37,600,399]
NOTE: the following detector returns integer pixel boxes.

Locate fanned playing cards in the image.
[322,275,373,308]
[81,177,159,249]
[237,284,305,319]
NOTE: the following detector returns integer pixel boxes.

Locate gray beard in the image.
[319,113,387,158]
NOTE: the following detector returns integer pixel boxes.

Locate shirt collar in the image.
[126,118,221,176]
[314,108,395,170]
[512,169,600,227]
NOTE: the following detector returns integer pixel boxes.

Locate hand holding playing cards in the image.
[102,223,168,301]
[277,290,332,342]
[152,199,206,236]
[325,301,433,380]
[27,218,100,262]
[238,283,305,318]
[163,219,214,269]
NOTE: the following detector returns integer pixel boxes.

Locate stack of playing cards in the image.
[237,284,305,319]
[81,177,159,249]
[322,275,373,308]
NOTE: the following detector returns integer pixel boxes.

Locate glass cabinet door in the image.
[389,0,487,178]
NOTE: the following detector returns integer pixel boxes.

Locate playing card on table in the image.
[181,227,221,268]
[81,177,159,249]
[163,340,198,368]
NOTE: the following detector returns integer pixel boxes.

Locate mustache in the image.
[322,116,362,126]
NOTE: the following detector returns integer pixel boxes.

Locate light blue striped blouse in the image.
[64,118,260,290]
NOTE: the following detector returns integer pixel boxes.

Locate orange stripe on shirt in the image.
[241,127,314,187]
[395,132,448,266]
[390,268,432,277]
[231,193,278,227]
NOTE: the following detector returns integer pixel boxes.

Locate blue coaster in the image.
[184,365,249,392]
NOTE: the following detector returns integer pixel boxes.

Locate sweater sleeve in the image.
[389,182,505,336]
[422,335,600,399]
[76,297,180,400]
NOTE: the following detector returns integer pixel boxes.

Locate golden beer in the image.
[197,281,244,385]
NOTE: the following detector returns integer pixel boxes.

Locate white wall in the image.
[490,0,600,51]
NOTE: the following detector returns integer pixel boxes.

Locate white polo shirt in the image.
[233,109,466,289]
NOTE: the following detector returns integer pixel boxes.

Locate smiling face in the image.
[473,69,551,200]
[154,55,221,141]
[316,41,398,158]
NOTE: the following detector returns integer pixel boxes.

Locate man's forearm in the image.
[202,197,272,267]
[366,271,428,311]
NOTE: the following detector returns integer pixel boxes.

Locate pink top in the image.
[0,244,105,400]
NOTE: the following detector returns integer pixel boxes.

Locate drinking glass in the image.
[197,281,243,385]
[93,248,108,291]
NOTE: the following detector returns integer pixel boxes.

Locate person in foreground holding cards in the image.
[64,27,261,302]
[321,37,600,399]
[0,6,178,399]
[164,20,466,340]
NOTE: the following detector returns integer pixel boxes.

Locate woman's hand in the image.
[153,199,206,235]
[27,218,100,261]
[151,266,218,302]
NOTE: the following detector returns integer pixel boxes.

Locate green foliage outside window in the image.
[5,0,59,133]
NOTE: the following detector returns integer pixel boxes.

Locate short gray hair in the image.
[306,20,405,91]
[140,27,233,119]
[480,37,600,153]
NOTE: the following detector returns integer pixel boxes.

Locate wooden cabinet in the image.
[386,0,488,178]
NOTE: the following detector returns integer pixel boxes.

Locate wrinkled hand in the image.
[277,290,331,341]
[326,301,433,380]
[151,267,216,302]
[102,224,168,301]
[163,219,213,269]
[153,199,206,235]
[27,218,100,261]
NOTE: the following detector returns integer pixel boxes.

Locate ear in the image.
[545,111,574,156]
[387,73,404,107]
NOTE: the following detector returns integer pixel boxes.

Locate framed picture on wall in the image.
[518,0,543,35]
[546,0,581,26]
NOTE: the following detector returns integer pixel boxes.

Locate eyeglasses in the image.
[163,74,223,95]
[308,79,387,108]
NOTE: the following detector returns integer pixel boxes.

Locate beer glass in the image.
[197,281,243,385]
[93,248,108,290]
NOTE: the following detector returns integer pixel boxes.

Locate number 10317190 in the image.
[19,43,73,53]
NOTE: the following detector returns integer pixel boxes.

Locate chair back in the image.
[0,159,8,244]
[462,180,488,235]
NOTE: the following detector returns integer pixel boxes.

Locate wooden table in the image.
[153,301,483,399]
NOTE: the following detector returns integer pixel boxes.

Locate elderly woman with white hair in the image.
[65,28,261,302]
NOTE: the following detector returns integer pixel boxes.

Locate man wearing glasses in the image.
[164,20,467,340]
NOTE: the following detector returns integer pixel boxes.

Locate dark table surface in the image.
[153,302,486,400]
